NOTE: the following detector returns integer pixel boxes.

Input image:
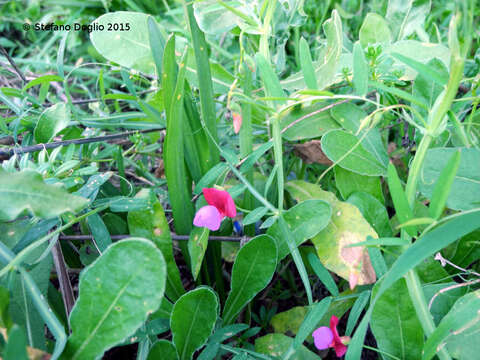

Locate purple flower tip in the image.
[312,326,334,350]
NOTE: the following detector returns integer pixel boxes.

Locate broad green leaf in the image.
[334,167,384,204]
[423,290,480,360]
[353,42,368,96]
[346,210,480,360]
[188,227,209,281]
[255,334,320,360]
[419,148,480,211]
[321,130,387,176]
[423,282,468,325]
[127,189,185,301]
[193,0,261,35]
[90,12,158,75]
[267,200,332,260]
[171,287,219,360]
[282,10,342,91]
[63,238,166,360]
[299,37,318,90]
[371,279,424,360]
[347,192,392,237]
[285,181,377,286]
[386,0,430,41]
[147,340,178,360]
[34,103,70,144]
[0,170,88,221]
[280,102,340,141]
[330,102,389,168]
[383,40,450,80]
[223,235,277,324]
[359,13,392,47]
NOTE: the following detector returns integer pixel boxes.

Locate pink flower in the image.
[232,112,242,134]
[312,315,349,357]
[193,188,236,231]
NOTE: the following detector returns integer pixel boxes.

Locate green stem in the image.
[272,115,284,210]
[259,0,276,63]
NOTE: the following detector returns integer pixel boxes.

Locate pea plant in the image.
[0,0,479,359]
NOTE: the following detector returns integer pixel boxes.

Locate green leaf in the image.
[255,334,320,360]
[347,192,392,237]
[299,37,318,90]
[359,13,392,47]
[23,75,64,91]
[163,37,195,235]
[353,42,368,96]
[0,170,88,221]
[171,287,219,360]
[127,189,185,301]
[3,325,28,360]
[188,227,209,281]
[34,103,71,144]
[419,148,480,211]
[429,150,461,219]
[282,10,342,91]
[307,253,339,297]
[293,297,332,349]
[443,229,480,269]
[148,16,165,77]
[371,279,424,360]
[90,12,158,75]
[423,282,468,325]
[335,167,384,204]
[63,238,166,360]
[286,181,377,287]
[321,130,387,176]
[243,207,269,226]
[387,163,416,236]
[86,213,111,253]
[393,53,448,86]
[423,290,480,360]
[345,236,409,247]
[255,53,286,104]
[223,235,277,324]
[386,0,430,41]
[345,291,370,337]
[185,3,219,167]
[147,340,178,360]
[347,210,480,360]
[280,102,340,141]
[267,200,332,261]
[330,102,389,167]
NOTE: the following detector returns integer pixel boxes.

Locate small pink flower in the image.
[312,315,349,357]
[193,188,236,231]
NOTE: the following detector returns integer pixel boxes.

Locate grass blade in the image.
[307,253,339,297]
[299,37,318,90]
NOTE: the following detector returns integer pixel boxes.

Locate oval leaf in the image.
[64,238,166,360]
[34,103,70,144]
[171,287,219,360]
[223,235,277,324]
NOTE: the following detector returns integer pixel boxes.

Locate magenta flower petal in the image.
[312,326,334,350]
[193,205,222,231]
[203,188,237,218]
